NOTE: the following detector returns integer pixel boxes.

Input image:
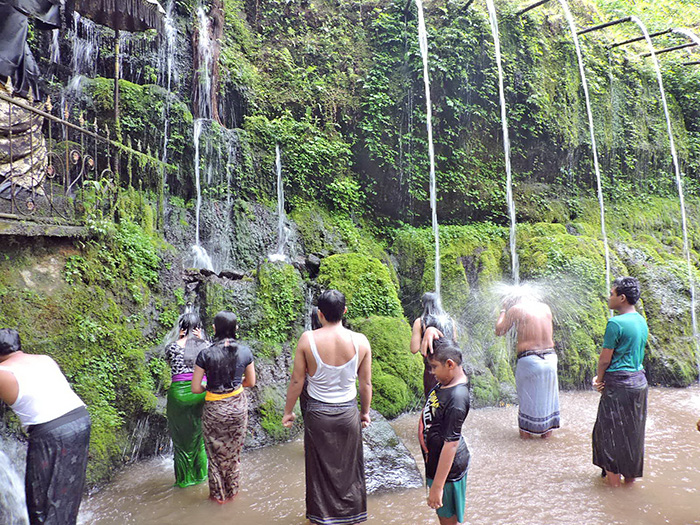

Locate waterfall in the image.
[558,0,611,298]
[67,13,98,96]
[50,29,60,64]
[196,5,214,120]
[191,119,214,271]
[630,17,699,376]
[0,433,28,525]
[414,0,441,300]
[485,0,519,284]
[160,0,177,189]
[269,144,288,262]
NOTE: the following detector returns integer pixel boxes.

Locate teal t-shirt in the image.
[603,312,648,372]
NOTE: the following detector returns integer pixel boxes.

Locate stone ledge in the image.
[0,217,87,238]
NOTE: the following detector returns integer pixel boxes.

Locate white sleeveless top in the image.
[0,356,84,428]
[306,331,359,404]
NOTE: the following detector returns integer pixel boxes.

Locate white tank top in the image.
[0,356,84,428]
[306,331,359,404]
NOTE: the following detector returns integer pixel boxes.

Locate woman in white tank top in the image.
[282,290,373,525]
[0,328,91,525]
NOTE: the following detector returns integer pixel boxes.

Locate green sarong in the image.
[166,380,207,487]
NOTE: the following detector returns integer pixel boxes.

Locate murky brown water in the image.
[78,387,700,524]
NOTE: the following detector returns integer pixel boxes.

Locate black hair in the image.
[213,311,237,340]
[178,312,202,336]
[317,289,345,323]
[428,338,463,366]
[420,292,455,340]
[0,329,21,355]
[310,306,322,330]
[613,277,641,305]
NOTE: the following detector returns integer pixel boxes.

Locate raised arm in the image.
[191,365,206,394]
[410,318,423,354]
[242,361,256,388]
[357,334,372,428]
[420,326,444,356]
[495,306,514,336]
[282,333,309,428]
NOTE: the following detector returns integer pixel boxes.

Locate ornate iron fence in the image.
[0,89,166,227]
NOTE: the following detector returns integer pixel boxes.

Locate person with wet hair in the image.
[592,276,648,487]
[191,311,256,503]
[419,339,470,525]
[164,311,209,488]
[494,288,560,439]
[411,292,458,397]
[283,289,372,525]
[0,328,91,525]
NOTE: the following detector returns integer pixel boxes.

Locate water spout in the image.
[558,0,611,297]
[485,0,519,284]
[629,16,700,377]
[414,0,441,300]
[269,144,288,262]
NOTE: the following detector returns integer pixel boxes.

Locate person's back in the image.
[283,290,371,525]
[506,301,554,352]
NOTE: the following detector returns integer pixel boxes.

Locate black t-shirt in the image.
[419,381,470,482]
[194,339,253,394]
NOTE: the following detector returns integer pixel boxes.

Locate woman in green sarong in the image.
[165,312,209,487]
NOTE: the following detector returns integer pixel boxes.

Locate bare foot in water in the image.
[540,430,552,439]
[605,471,622,487]
[519,430,531,439]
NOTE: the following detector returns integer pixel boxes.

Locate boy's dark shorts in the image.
[427,472,467,523]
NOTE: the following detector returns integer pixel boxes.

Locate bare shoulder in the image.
[296,330,311,349]
[352,331,371,350]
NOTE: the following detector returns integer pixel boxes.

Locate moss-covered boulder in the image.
[351,316,423,418]
[317,253,402,319]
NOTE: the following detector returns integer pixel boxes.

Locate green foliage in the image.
[351,316,423,417]
[317,254,402,319]
[257,385,290,440]
[252,263,304,344]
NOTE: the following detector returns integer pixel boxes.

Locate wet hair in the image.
[428,338,463,366]
[317,290,345,323]
[420,292,454,340]
[613,277,641,305]
[178,312,202,336]
[213,311,238,340]
[0,329,21,355]
[310,306,322,330]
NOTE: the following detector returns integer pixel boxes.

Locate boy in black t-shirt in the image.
[418,339,470,525]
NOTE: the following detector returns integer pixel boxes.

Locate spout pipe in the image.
[683,60,700,66]
[515,0,552,16]
[577,16,632,36]
[641,42,697,57]
[609,29,672,48]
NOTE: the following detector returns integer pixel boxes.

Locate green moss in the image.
[258,385,290,441]
[351,316,423,418]
[317,254,402,319]
[252,262,304,344]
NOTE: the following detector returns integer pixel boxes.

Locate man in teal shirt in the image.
[592,276,648,487]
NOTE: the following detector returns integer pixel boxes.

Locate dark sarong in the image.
[592,370,648,479]
[304,398,367,525]
[201,391,248,502]
[166,380,207,487]
[25,406,91,525]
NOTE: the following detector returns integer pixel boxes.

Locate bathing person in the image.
[495,289,560,439]
[411,292,457,397]
[419,339,470,525]
[165,312,208,488]
[592,277,648,487]
[0,328,91,525]
[282,289,372,525]
[191,312,255,503]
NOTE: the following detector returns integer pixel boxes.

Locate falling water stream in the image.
[160,1,177,191]
[630,17,700,375]
[269,144,288,262]
[558,0,611,297]
[76,387,700,524]
[414,0,441,299]
[485,0,519,284]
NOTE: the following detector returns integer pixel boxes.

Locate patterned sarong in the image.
[25,406,91,525]
[592,370,647,478]
[515,351,560,435]
[166,380,207,488]
[201,390,248,503]
[303,398,367,525]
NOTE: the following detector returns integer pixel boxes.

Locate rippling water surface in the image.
[79,387,700,524]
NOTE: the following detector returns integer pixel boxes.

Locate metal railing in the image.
[0,89,167,226]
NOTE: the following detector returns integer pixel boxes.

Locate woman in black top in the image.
[192,311,255,504]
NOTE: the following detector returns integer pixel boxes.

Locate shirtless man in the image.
[494,292,560,439]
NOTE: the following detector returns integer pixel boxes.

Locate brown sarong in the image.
[202,390,248,502]
[303,398,367,525]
